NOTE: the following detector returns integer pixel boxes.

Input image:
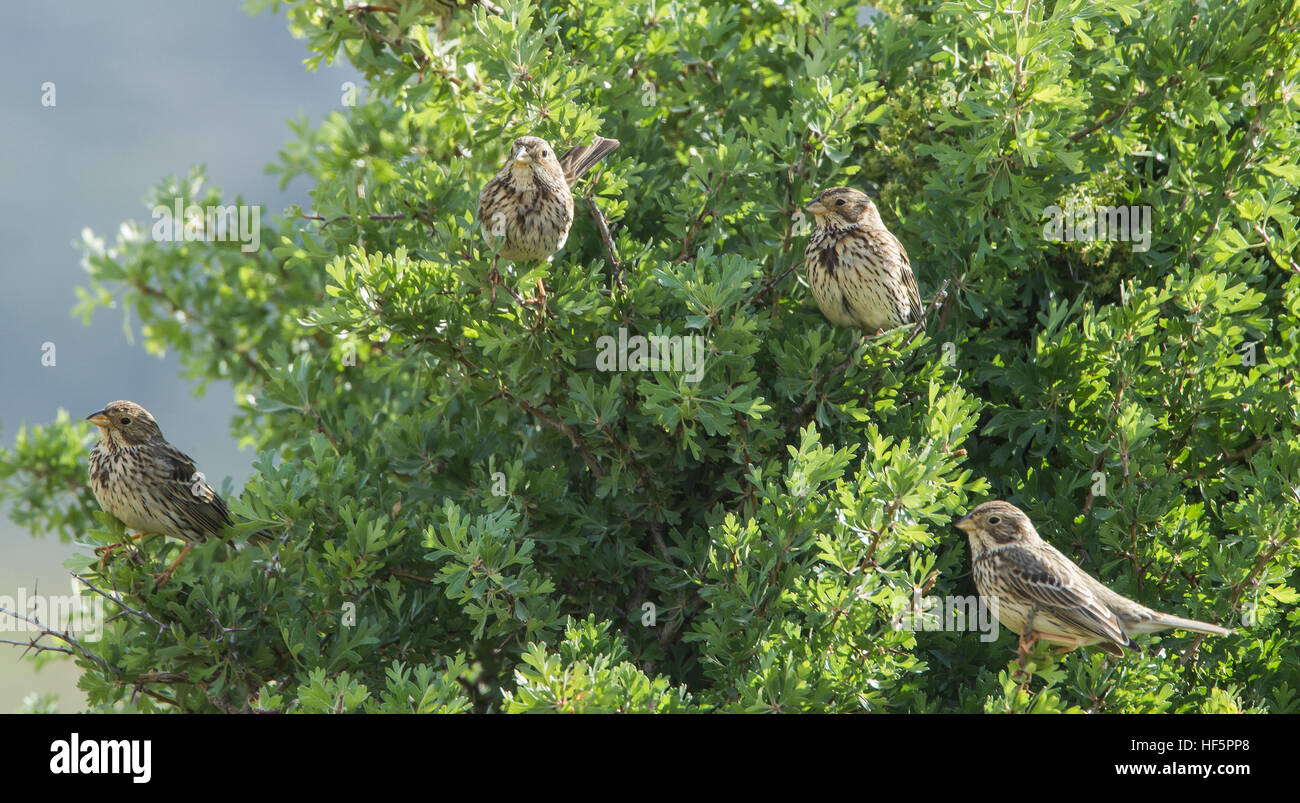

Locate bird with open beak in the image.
[86,400,268,585]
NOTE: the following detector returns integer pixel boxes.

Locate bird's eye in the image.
[988,516,1001,524]
[541,150,549,158]
[120,417,131,425]
[835,199,845,206]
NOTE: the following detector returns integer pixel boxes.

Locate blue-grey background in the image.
[0,2,360,711]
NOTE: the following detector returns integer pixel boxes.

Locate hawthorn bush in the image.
[2,0,1299,713]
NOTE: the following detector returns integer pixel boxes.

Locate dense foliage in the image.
[2,0,1298,713]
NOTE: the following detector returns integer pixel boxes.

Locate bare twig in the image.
[901,279,950,349]
[0,605,116,675]
[71,572,170,631]
[755,261,800,302]
[300,213,410,230]
[587,199,624,289]
[0,638,76,658]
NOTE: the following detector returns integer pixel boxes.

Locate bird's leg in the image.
[488,256,526,307]
[95,532,148,572]
[1016,606,1041,670]
[529,276,550,329]
[1016,631,1040,669]
[150,543,194,586]
[487,255,501,303]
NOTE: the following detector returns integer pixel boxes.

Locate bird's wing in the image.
[155,441,233,539]
[887,231,923,322]
[998,544,1129,647]
[478,176,496,218]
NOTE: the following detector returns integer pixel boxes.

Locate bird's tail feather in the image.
[246,531,274,546]
[1159,614,1234,637]
[560,137,620,185]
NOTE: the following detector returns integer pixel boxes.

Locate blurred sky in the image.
[0,2,360,712]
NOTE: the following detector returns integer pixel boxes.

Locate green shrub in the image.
[2,0,1298,713]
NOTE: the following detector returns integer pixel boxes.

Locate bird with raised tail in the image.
[478,134,620,263]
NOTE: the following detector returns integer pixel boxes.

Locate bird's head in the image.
[953,500,1038,553]
[86,400,163,448]
[506,136,564,184]
[803,187,883,229]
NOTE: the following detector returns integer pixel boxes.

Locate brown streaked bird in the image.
[802,187,922,333]
[477,134,620,263]
[954,500,1233,657]
[86,401,269,585]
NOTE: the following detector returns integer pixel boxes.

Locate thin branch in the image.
[901,279,950,349]
[755,261,800,302]
[300,212,410,230]
[587,199,624,289]
[1068,90,1151,143]
[438,344,607,479]
[0,605,117,676]
[303,402,342,452]
[509,394,606,479]
[131,281,271,384]
[0,638,76,658]
[71,572,171,631]
[831,280,950,384]
[674,173,730,263]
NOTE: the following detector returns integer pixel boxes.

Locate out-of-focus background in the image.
[0,2,359,712]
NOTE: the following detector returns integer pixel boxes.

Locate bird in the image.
[477,134,620,264]
[86,400,270,585]
[954,500,1234,657]
[802,187,923,333]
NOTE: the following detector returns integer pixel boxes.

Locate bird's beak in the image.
[512,147,532,164]
[804,200,826,215]
[953,514,974,534]
[86,410,111,429]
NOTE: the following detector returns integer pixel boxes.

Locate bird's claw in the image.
[95,533,147,572]
[148,543,194,588]
[1016,631,1041,672]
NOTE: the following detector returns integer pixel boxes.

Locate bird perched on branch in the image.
[86,400,270,585]
[803,187,922,333]
[478,134,620,264]
[955,500,1234,657]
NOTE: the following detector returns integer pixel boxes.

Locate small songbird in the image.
[803,187,922,333]
[86,401,269,584]
[477,134,620,263]
[955,501,1233,657]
